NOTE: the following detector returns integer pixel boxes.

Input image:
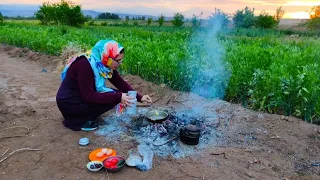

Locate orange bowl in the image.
[89,148,117,162]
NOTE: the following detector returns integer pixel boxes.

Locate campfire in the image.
[97,107,221,158]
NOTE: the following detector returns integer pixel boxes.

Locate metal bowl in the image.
[145,110,169,123]
[103,156,126,173]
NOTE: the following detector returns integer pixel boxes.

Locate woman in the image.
[56,40,152,131]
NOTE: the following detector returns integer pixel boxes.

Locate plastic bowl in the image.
[103,156,126,173]
[79,137,89,146]
[86,161,103,172]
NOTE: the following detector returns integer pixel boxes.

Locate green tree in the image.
[172,13,184,27]
[147,17,152,26]
[307,18,320,30]
[158,15,165,26]
[255,11,277,29]
[208,8,230,27]
[233,7,255,28]
[125,16,130,21]
[97,13,120,20]
[85,15,92,21]
[0,12,4,24]
[191,13,203,27]
[35,0,86,26]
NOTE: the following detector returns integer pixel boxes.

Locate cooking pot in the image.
[180,124,200,145]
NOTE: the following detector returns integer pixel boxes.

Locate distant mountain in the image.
[0,4,160,19]
[0,4,39,17]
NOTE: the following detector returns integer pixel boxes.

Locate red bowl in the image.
[103,156,126,173]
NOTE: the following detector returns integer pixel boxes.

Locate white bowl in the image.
[86,161,103,172]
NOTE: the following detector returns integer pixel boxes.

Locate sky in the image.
[2,0,319,19]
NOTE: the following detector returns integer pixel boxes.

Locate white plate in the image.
[125,155,142,167]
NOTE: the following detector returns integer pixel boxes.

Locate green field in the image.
[0,21,319,124]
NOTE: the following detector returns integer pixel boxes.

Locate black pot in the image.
[180,125,200,145]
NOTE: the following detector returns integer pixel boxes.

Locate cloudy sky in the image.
[2,0,319,18]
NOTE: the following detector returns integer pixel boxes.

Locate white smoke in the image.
[187,14,231,99]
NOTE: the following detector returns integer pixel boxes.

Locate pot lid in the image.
[185,124,200,132]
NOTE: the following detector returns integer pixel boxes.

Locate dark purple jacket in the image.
[56,56,142,106]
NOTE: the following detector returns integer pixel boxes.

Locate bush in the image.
[307,6,320,30]
[101,21,108,26]
[191,15,198,28]
[274,6,285,25]
[307,18,320,30]
[35,0,86,27]
[133,20,138,26]
[0,12,3,24]
[255,11,277,29]
[88,21,95,26]
[147,18,152,26]
[97,13,120,20]
[158,15,165,26]
[233,7,255,28]
[172,13,184,27]
[208,8,230,27]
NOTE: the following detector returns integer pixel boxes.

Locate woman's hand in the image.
[121,93,135,107]
[141,95,152,103]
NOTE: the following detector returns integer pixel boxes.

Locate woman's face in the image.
[108,53,124,70]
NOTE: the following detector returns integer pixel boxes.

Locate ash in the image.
[96,108,222,158]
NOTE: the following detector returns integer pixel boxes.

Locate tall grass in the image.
[0,22,319,124]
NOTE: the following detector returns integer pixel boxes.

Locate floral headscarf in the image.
[61,40,124,93]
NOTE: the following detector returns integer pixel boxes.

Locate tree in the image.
[85,15,92,21]
[142,16,146,21]
[255,11,277,29]
[208,8,230,27]
[147,17,152,26]
[307,18,320,30]
[191,13,203,27]
[125,16,130,21]
[97,12,120,20]
[0,12,3,24]
[310,5,320,19]
[307,5,320,30]
[172,13,184,27]
[232,7,255,28]
[158,15,165,26]
[274,6,285,24]
[35,0,86,26]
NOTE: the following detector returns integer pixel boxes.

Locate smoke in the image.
[186,15,231,99]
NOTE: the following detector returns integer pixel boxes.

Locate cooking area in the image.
[96,98,229,161]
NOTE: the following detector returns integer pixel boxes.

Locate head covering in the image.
[61,39,124,93]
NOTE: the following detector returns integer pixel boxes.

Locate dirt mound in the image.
[0,44,319,180]
[0,45,60,72]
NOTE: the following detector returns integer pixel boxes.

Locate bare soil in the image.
[0,45,319,180]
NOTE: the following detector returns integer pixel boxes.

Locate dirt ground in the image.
[0,44,319,180]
